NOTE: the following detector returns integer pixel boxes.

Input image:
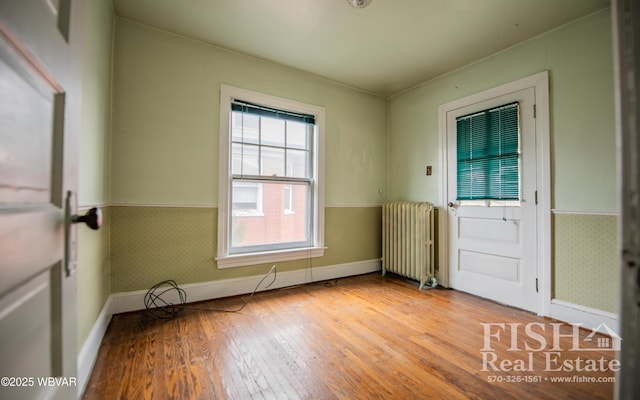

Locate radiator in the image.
[382,201,435,289]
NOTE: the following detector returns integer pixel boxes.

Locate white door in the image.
[0,1,78,399]
[446,87,538,312]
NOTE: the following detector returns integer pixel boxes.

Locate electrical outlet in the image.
[426,165,432,176]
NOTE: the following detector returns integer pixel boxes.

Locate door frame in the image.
[612,0,640,396]
[437,71,551,316]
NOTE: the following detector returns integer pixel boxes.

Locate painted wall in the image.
[553,213,617,312]
[111,20,387,207]
[388,9,617,313]
[109,19,387,292]
[109,206,380,292]
[76,0,113,352]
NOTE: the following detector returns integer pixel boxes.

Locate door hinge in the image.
[535,190,538,205]
[533,104,537,118]
[536,278,539,293]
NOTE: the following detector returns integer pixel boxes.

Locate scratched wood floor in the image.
[82,273,615,399]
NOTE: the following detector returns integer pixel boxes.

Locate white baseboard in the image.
[76,259,380,398]
[549,299,620,335]
[108,259,381,315]
[77,296,113,398]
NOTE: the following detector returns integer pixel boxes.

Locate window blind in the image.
[232,100,316,125]
[456,102,520,201]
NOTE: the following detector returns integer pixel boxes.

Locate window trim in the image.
[217,84,325,268]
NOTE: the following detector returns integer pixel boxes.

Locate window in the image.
[283,185,293,214]
[217,85,325,268]
[456,102,520,204]
[232,182,262,215]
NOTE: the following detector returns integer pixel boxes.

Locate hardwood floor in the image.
[82,273,616,399]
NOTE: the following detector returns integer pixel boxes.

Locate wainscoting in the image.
[552,211,618,313]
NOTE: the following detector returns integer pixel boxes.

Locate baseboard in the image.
[549,299,620,335]
[77,296,113,398]
[108,259,381,315]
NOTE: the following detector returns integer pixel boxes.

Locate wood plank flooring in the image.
[82,273,616,399]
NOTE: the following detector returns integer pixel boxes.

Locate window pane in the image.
[284,185,292,212]
[232,143,259,175]
[286,149,308,178]
[232,111,259,144]
[261,116,285,147]
[231,181,309,249]
[489,155,519,200]
[287,121,310,150]
[232,182,260,211]
[456,102,520,201]
[262,147,285,176]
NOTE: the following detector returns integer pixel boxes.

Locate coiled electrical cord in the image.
[141,265,277,324]
[143,279,187,320]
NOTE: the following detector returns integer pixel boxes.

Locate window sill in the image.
[216,246,326,269]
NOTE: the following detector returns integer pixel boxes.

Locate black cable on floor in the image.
[143,279,186,320]
[141,265,277,325]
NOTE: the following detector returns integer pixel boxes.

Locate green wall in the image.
[76,0,113,352]
[109,19,388,290]
[111,19,388,207]
[109,206,381,292]
[388,9,617,313]
[553,213,617,313]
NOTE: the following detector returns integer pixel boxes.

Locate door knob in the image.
[71,207,102,230]
[447,202,455,208]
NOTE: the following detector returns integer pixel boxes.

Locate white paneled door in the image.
[445,86,539,313]
[0,1,79,399]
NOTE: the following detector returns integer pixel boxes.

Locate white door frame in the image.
[437,71,551,316]
[612,0,640,397]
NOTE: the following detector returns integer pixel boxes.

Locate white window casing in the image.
[217,84,325,268]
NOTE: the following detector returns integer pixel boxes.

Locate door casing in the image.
[437,71,551,316]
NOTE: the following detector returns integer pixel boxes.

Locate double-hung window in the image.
[217,85,325,268]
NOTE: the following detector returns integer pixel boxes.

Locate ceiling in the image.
[113,0,610,97]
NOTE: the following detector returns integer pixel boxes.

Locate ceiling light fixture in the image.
[347,0,372,9]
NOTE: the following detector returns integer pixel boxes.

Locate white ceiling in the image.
[113,0,610,97]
